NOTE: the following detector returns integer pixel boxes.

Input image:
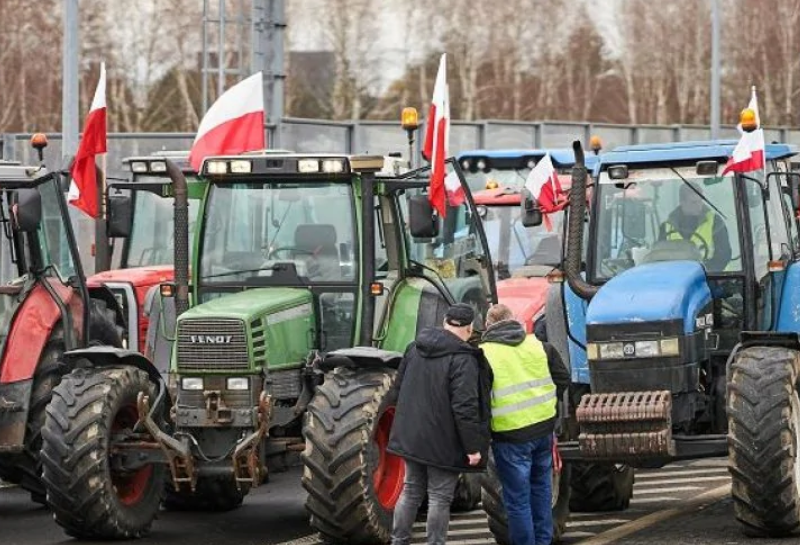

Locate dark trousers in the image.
[391,460,460,545]
[492,436,553,545]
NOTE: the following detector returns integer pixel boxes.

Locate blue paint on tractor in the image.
[601,140,796,167]
[564,281,590,384]
[457,148,601,170]
[586,261,712,334]
[777,262,800,331]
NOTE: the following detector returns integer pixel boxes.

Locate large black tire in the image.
[0,325,65,505]
[163,476,248,512]
[302,366,402,544]
[451,472,483,512]
[89,297,124,347]
[569,462,634,512]
[728,346,800,537]
[41,364,167,539]
[481,454,571,544]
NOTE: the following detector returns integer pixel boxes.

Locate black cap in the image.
[445,303,475,327]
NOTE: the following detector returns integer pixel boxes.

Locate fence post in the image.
[1,134,15,161]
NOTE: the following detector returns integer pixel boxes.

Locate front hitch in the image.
[232,391,273,489]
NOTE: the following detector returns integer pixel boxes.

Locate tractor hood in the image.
[178,287,312,323]
[87,265,174,288]
[586,261,711,335]
[497,277,549,332]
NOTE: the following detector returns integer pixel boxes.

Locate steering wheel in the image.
[267,246,315,260]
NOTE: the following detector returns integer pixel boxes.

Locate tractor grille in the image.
[177,318,249,372]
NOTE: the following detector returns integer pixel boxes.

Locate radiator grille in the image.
[177,318,249,372]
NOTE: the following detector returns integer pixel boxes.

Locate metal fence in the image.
[3,118,800,274]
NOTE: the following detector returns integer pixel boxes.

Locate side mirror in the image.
[10,188,42,233]
[107,193,133,238]
[520,189,543,227]
[476,205,488,219]
[409,195,439,238]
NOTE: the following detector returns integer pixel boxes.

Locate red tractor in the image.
[0,136,123,502]
[86,152,202,364]
[459,148,600,331]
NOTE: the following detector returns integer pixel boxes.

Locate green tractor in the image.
[40,152,500,541]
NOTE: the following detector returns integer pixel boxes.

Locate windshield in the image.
[200,181,356,284]
[481,204,563,277]
[592,166,742,279]
[126,184,200,267]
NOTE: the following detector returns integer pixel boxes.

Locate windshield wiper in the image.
[669,167,727,220]
[201,265,280,280]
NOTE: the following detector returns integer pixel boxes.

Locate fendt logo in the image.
[189,334,233,344]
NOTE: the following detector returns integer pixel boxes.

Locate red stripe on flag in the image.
[722,148,765,175]
[428,116,447,218]
[189,110,265,171]
[422,103,437,162]
[68,107,107,218]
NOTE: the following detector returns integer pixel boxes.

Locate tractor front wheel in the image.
[40,364,166,539]
[302,367,403,544]
[569,462,634,512]
[728,346,800,537]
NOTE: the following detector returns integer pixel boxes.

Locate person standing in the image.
[481,304,569,545]
[387,303,492,545]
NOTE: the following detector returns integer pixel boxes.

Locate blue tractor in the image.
[547,137,800,537]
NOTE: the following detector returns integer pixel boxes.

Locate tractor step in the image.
[576,390,675,460]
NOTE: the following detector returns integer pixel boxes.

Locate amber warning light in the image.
[740,108,758,132]
[401,107,419,131]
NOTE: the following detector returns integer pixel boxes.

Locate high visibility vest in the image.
[664,211,715,258]
[482,335,557,433]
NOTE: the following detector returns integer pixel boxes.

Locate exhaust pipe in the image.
[166,159,190,316]
[565,140,598,301]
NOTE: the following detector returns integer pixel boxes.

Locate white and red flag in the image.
[68,62,107,218]
[188,71,265,171]
[722,86,765,175]
[422,54,450,218]
[524,153,567,230]
[444,171,465,207]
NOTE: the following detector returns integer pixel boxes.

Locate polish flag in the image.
[444,170,465,207]
[422,54,450,218]
[524,154,567,231]
[188,71,265,171]
[722,86,765,175]
[68,63,107,219]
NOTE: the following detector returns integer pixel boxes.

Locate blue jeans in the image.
[492,436,553,545]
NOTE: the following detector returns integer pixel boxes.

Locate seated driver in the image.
[658,184,731,271]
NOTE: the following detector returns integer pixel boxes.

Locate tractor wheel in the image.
[89,298,124,347]
[40,364,166,539]
[302,366,403,544]
[728,346,800,537]
[569,462,634,512]
[481,453,571,545]
[451,472,483,512]
[163,476,249,512]
[0,325,65,505]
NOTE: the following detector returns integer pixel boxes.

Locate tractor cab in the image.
[458,149,599,330]
[556,136,800,536]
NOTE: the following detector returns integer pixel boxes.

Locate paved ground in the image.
[2,457,793,545]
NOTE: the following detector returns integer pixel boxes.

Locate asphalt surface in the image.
[2,457,796,545]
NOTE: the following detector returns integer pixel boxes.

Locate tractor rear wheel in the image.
[728,346,800,537]
[451,473,482,512]
[0,325,65,505]
[302,367,403,544]
[481,454,571,544]
[569,462,634,512]
[40,364,166,539]
[163,476,249,512]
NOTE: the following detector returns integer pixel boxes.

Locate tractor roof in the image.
[0,162,51,184]
[601,140,798,167]
[123,151,195,175]
[458,148,601,169]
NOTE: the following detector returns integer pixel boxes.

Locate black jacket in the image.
[387,328,493,472]
[482,320,570,443]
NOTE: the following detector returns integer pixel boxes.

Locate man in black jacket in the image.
[388,303,492,545]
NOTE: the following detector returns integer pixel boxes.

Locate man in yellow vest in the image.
[658,183,731,271]
[481,304,569,545]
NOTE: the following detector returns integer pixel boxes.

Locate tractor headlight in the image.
[181,377,204,391]
[660,337,681,357]
[321,159,344,173]
[207,160,228,174]
[226,377,249,391]
[150,160,167,173]
[634,340,660,358]
[298,159,320,173]
[598,342,625,360]
[130,161,148,173]
[230,160,252,173]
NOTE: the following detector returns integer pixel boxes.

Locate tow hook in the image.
[232,391,272,489]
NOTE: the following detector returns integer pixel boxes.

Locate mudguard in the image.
[319,347,404,372]
[87,285,126,329]
[63,346,164,388]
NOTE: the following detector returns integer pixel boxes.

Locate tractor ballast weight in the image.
[40,152,501,541]
[552,137,800,536]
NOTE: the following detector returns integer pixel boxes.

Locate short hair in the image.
[486,304,514,327]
